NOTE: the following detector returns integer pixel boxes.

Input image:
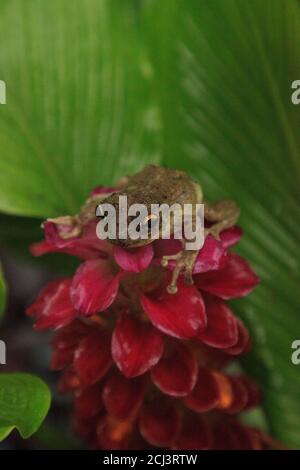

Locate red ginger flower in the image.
[27,185,275,450]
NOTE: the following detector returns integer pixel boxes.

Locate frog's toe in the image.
[167,284,178,294]
[164,251,198,294]
[205,227,221,241]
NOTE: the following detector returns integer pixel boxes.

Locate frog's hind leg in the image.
[161,243,199,294]
[161,207,201,294]
[204,199,240,240]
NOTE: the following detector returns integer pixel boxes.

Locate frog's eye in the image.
[143,214,159,230]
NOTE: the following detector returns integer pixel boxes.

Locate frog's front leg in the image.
[204,199,240,240]
[47,191,116,240]
[161,241,199,294]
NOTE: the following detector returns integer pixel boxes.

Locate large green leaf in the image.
[0,0,161,217]
[144,0,300,447]
[0,373,51,440]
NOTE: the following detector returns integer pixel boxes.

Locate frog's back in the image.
[124,165,199,205]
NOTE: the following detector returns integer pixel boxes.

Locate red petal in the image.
[238,376,262,409]
[153,238,182,258]
[51,321,91,370]
[52,320,91,350]
[225,376,249,414]
[139,400,181,447]
[30,240,56,257]
[213,372,234,410]
[191,341,233,369]
[196,295,238,348]
[220,226,243,248]
[50,347,74,370]
[193,235,228,273]
[213,421,239,450]
[225,318,250,355]
[113,244,154,273]
[73,414,99,443]
[195,253,259,299]
[155,236,227,274]
[151,342,198,397]
[184,368,220,412]
[214,420,264,450]
[42,220,111,260]
[90,186,116,197]
[219,421,259,450]
[74,330,112,386]
[58,367,81,393]
[26,278,76,330]
[141,282,206,339]
[74,383,103,418]
[111,313,164,378]
[96,415,133,450]
[70,259,121,315]
[173,413,212,450]
[103,371,145,420]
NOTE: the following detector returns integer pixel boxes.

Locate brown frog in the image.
[49,165,240,294]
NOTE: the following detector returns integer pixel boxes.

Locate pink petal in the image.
[196,294,238,348]
[102,371,145,420]
[195,253,259,299]
[30,240,56,257]
[45,220,112,260]
[30,218,113,260]
[154,236,227,274]
[193,235,228,274]
[184,368,220,412]
[113,244,154,273]
[90,186,116,197]
[70,259,121,315]
[139,400,181,447]
[26,278,76,330]
[141,281,206,339]
[111,313,164,378]
[73,330,112,386]
[151,342,198,397]
[220,226,243,248]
